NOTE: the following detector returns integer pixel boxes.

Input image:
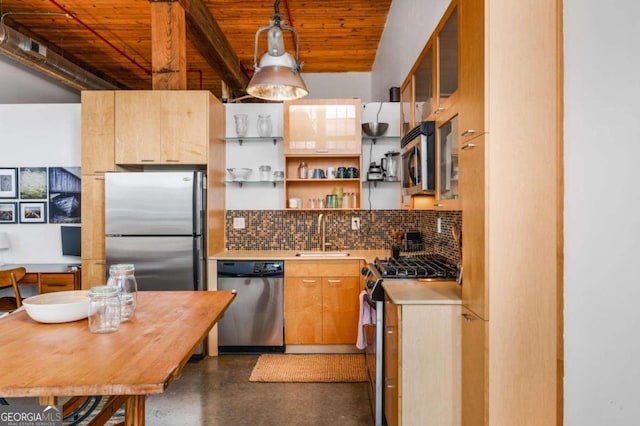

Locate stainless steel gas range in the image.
[361,254,459,426]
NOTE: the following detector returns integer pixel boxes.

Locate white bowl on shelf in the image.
[227,168,252,181]
[22,290,90,323]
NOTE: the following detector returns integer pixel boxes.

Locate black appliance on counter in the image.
[360,254,459,426]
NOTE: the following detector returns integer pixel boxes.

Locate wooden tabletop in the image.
[0,291,235,398]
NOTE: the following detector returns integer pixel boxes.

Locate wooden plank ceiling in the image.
[0,0,391,99]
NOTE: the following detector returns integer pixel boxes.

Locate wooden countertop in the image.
[209,249,389,263]
[382,280,462,305]
[0,291,235,397]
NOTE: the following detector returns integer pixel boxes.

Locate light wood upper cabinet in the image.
[460,0,486,142]
[460,134,486,318]
[400,77,414,138]
[437,2,460,110]
[414,42,436,124]
[114,91,209,165]
[283,99,362,210]
[81,91,115,174]
[283,99,361,155]
[160,91,210,163]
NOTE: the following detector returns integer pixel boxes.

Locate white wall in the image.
[0,104,81,264]
[564,1,640,424]
[302,72,372,102]
[371,0,451,101]
[0,56,80,104]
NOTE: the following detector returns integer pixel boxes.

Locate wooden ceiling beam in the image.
[172,0,250,94]
[150,1,188,89]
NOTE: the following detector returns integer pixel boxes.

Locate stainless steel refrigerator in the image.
[105,171,206,292]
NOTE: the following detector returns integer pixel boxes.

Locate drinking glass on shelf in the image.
[234,114,248,137]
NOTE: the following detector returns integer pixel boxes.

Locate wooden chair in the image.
[0,267,27,312]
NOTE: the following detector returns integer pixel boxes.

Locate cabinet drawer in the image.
[19,273,39,285]
[40,274,75,293]
[285,260,360,277]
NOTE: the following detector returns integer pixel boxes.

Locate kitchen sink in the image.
[295,251,350,257]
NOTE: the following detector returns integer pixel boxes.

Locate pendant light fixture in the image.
[246,0,308,101]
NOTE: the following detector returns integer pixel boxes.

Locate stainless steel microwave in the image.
[401,121,436,195]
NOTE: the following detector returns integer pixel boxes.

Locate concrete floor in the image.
[145,354,374,426]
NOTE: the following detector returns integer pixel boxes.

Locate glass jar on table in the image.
[106,264,138,322]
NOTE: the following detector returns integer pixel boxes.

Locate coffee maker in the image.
[381,151,400,181]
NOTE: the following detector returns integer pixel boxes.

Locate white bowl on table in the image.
[22,290,90,323]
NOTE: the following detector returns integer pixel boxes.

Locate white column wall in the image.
[564,0,640,424]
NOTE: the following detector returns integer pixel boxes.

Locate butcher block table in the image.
[0,290,235,425]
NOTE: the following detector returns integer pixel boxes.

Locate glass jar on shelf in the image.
[298,162,308,179]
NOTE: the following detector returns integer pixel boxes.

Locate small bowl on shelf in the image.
[227,168,252,181]
[362,122,389,137]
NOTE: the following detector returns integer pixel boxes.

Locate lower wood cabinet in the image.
[81,259,107,290]
[284,260,360,345]
[384,294,461,426]
[461,306,488,426]
[20,269,81,294]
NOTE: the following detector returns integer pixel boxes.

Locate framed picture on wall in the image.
[0,168,18,199]
[19,167,48,199]
[19,201,47,224]
[0,202,17,224]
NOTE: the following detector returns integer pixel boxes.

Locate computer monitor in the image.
[61,226,81,257]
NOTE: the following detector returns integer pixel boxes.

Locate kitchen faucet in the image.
[317,213,326,251]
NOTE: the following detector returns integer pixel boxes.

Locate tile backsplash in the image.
[225,210,462,264]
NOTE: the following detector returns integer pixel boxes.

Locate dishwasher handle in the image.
[217,260,284,277]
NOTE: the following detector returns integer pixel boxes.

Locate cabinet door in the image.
[82,259,107,290]
[384,297,400,426]
[400,77,414,138]
[160,91,209,164]
[81,175,105,260]
[322,276,359,344]
[284,100,361,155]
[460,0,486,142]
[437,1,460,110]
[40,274,75,293]
[115,91,162,164]
[81,91,115,174]
[461,307,488,426]
[460,135,486,319]
[414,42,436,122]
[284,277,322,344]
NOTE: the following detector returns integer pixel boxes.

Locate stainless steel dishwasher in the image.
[217,260,285,353]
